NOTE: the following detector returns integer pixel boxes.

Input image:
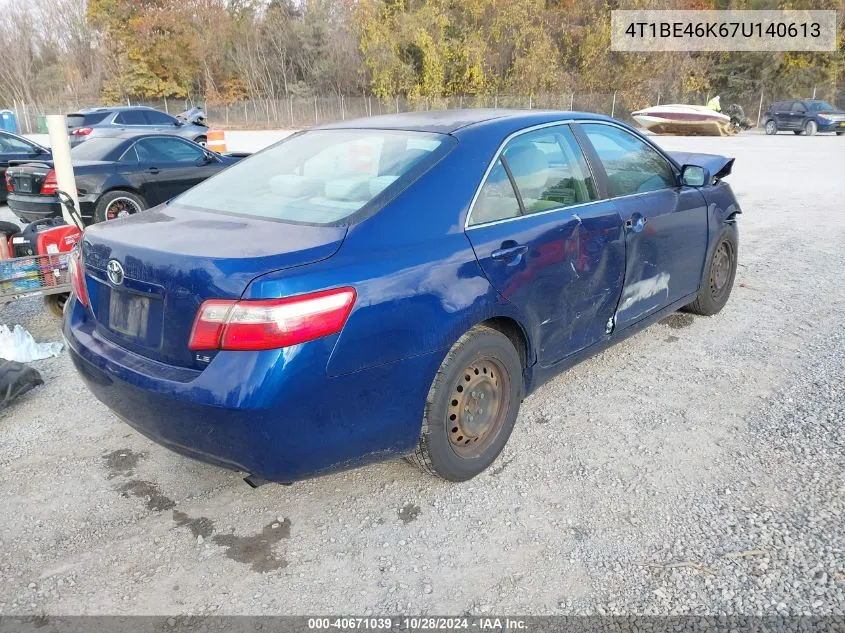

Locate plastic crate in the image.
[0,252,72,302]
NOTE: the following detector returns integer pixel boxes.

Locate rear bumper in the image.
[64,297,442,482]
[6,194,62,223]
[7,193,94,224]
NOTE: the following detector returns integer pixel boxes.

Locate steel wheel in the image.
[105,196,142,220]
[764,120,777,135]
[709,240,734,303]
[447,356,510,459]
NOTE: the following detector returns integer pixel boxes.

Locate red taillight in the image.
[4,170,11,192]
[188,287,356,351]
[71,127,92,136]
[69,249,88,307]
[41,169,58,195]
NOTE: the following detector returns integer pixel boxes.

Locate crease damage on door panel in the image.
[616,272,670,313]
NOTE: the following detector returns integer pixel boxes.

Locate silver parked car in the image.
[66,106,209,147]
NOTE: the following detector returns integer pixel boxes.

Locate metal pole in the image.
[812,86,817,99]
[341,95,345,120]
[570,92,574,110]
[611,91,617,118]
[163,96,168,113]
[657,92,661,105]
[46,115,81,227]
[315,96,318,124]
[757,90,765,127]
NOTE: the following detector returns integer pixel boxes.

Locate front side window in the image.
[580,123,676,197]
[144,110,177,125]
[135,137,204,163]
[175,129,452,225]
[808,101,834,112]
[0,134,36,154]
[468,125,597,226]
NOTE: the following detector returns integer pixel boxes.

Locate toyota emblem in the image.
[106,259,125,286]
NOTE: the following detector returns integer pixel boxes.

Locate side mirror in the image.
[196,151,217,166]
[681,164,710,187]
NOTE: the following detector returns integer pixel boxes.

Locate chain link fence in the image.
[6,89,844,134]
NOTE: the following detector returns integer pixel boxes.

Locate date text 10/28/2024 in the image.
[307,618,528,631]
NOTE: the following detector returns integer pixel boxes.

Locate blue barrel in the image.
[0,110,19,133]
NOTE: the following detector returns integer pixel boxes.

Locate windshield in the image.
[175,129,453,225]
[808,101,835,112]
[70,137,124,160]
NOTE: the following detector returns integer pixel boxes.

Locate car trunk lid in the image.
[80,203,347,369]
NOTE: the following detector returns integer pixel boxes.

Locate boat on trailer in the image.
[631,104,738,136]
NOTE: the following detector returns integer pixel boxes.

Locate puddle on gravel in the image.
[212,519,291,572]
[662,314,695,329]
[398,503,421,524]
[103,449,146,478]
[118,480,176,511]
[173,510,214,539]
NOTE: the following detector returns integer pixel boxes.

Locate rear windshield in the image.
[175,129,454,225]
[66,112,110,128]
[70,137,124,160]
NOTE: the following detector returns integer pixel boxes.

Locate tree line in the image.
[1,0,842,112]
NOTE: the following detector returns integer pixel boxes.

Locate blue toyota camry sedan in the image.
[65,110,741,483]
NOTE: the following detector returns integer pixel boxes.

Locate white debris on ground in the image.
[0,323,63,362]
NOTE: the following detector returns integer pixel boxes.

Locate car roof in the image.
[71,106,157,114]
[316,109,616,134]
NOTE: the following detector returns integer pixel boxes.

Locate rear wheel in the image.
[685,225,738,316]
[94,191,147,223]
[764,120,777,135]
[804,120,818,136]
[407,325,524,481]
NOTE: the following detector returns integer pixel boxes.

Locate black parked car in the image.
[6,134,248,225]
[763,100,845,136]
[1,131,51,204]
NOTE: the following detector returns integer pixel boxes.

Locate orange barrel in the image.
[207,129,227,153]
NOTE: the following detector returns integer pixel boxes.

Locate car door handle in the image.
[147,167,160,174]
[491,243,528,261]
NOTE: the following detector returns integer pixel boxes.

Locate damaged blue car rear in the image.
[64,110,741,483]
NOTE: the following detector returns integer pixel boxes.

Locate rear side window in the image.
[69,137,125,160]
[144,110,176,125]
[175,129,453,225]
[115,110,147,125]
[580,123,676,197]
[0,134,37,153]
[470,159,521,225]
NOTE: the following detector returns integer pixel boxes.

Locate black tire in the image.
[94,190,147,223]
[0,359,43,409]
[793,130,802,135]
[837,131,844,136]
[685,225,738,316]
[0,221,21,238]
[764,120,777,135]
[194,136,208,146]
[406,325,524,481]
[804,120,818,136]
[44,293,69,318]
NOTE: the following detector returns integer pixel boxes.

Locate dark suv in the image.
[65,106,209,147]
[763,100,845,136]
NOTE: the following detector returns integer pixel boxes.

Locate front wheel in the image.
[804,120,818,136]
[407,325,524,481]
[685,225,738,316]
[94,191,147,223]
[764,120,777,135]
[194,136,207,146]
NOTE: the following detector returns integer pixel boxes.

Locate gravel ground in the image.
[0,133,843,616]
